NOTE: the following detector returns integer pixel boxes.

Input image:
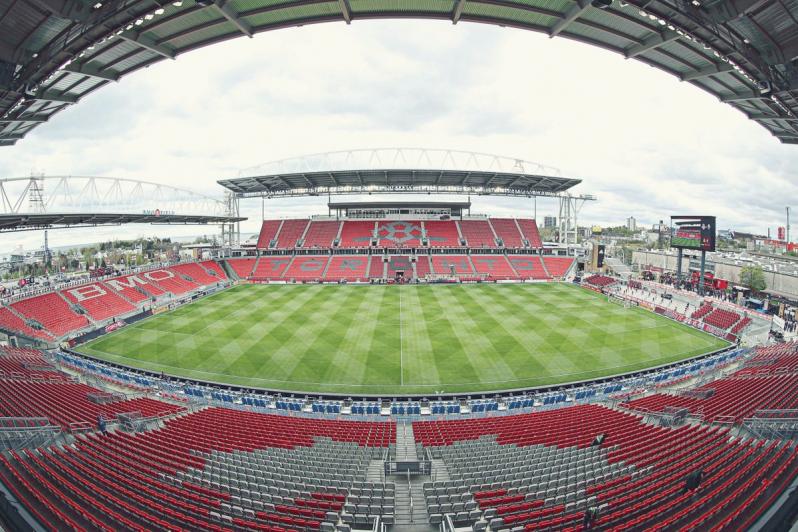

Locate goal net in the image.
[608,294,637,308]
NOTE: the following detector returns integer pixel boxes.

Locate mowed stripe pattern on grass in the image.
[80,283,728,394]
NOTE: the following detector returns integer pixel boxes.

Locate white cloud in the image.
[1,20,796,250]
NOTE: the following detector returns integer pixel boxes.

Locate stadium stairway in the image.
[539,256,552,279]
[219,259,238,280]
[393,422,434,530]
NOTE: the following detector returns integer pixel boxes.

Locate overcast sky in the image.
[1,20,797,251]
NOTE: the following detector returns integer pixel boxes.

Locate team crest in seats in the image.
[377,221,422,245]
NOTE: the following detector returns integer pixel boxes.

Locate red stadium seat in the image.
[542,257,574,278]
[458,220,497,248]
[12,293,90,338]
[283,256,330,280]
[325,256,369,281]
[257,220,283,249]
[430,255,474,275]
[303,220,342,248]
[275,220,309,250]
[424,221,461,247]
[227,258,258,279]
[489,218,524,248]
[61,283,137,321]
[338,221,376,248]
[516,219,543,248]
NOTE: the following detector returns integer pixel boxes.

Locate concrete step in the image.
[391,525,437,532]
[366,459,384,483]
[396,422,418,461]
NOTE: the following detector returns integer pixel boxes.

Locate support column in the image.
[699,250,707,296]
[676,248,683,285]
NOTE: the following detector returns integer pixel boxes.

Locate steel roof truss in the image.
[213,0,254,37]
[625,29,679,59]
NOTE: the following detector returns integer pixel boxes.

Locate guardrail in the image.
[0,417,62,450]
[67,421,94,434]
[383,460,432,476]
[742,410,798,439]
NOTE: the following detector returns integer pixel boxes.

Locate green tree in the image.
[739,265,766,292]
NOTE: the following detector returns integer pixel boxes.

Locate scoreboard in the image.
[671,216,716,252]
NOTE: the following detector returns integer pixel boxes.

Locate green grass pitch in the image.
[79,283,729,395]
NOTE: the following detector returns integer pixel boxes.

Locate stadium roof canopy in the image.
[0,212,246,232]
[219,148,587,198]
[219,169,581,198]
[1,1,798,146]
[328,200,472,209]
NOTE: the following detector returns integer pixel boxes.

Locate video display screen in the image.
[671,216,716,252]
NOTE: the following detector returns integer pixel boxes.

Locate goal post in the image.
[608,293,637,308]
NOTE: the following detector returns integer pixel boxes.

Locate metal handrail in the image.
[441,514,457,532]
[407,470,413,524]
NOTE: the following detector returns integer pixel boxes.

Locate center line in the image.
[399,286,404,386]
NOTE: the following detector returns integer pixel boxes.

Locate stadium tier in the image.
[0,338,794,530]
[254,218,548,251]
[415,404,798,530]
[0,262,240,341]
[0,393,396,531]
[625,343,798,423]
[731,317,752,335]
[625,374,798,423]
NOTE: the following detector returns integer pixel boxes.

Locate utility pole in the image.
[787,206,791,244]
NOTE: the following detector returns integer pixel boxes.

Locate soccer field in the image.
[80,283,729,394]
